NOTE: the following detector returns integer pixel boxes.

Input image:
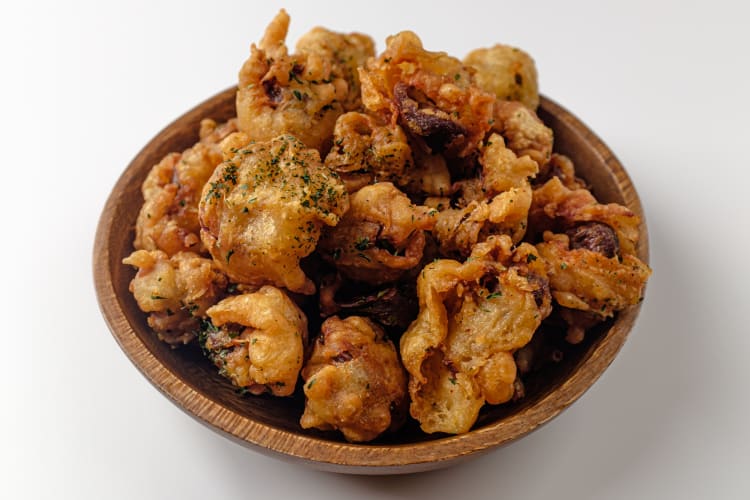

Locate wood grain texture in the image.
[93,88,649,474]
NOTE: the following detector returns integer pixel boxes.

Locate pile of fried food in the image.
[123,10,651,442]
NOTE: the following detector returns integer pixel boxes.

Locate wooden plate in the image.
[93,87,649,474]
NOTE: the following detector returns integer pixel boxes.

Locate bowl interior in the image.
[95,87,648,472]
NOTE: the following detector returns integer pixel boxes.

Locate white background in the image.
[6,0,749,498]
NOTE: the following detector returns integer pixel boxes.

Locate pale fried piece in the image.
[324,112,413,192]
[296,28,375,111]
[203,287,308,397]
[492,100,552,168]
[236,10,352,152]
[318,182,437,284]
[536,232,651,318]
[400,236,551,434]
[134,119,238,256]
[359,31,495,158]
[464,44,540,110]
[530,176,641,255]
[122,250,228,346]
[433,134,538,256]
[300,316,407,442]
[199,134,348,295]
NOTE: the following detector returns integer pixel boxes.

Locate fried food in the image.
[236,10,371,152]
[324,112,413,192]
[464,44,540,110]
[122,249,228,345]
[296,27,375,111]
[202,286,308,397]
[199,134,348,294]
[432,133,538,256]
[400,236,552,434]
[124,11,652,441]
[134,119,238,256]
[359,31,495,158]
[317,182,437,284]
[536,231,651,318]
[491,100,553,168]
[300,316,407,442]
[529,176,641,255]
[535,152,587,189]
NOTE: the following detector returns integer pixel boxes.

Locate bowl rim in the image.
[93,87,649,473]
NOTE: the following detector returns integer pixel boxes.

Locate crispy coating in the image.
[318,182,437,284]
[400,236,551,434]
[300,316,407,442]
[296,27,375,111]
[134,119,238,256]
[236,10,359,153]
[529,176,641,255]
[203,286,308,397]
[536,232,651,318]
[199,134,348,294]
[492,100,553,168]
[535,152,587,189]
[464,45,540,110]
[324,112,413,192]
[122,250,228,345]
[432,134,538,256]
[359,31,495,157]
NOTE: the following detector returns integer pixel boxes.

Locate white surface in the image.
[7,0,749,498]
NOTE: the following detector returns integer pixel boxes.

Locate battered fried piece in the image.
[359,31,495,157]
[324,112,413,192]
[296,28,375,111]
[300,316,407,442]
[492,100,553,168]
[535,152,587,189]
[236,10,352,152]
[536,231,651,318]
[529,176,641,255]
[432,134,538,256]
[464,44,540,110]
[122,250,228,346]
[199,134,348,294]
[400,236,552,434]
[202,286,308,397]
[134,119,238,255]
[318,182,437,284]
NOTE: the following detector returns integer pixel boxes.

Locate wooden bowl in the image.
[93,87,649,474]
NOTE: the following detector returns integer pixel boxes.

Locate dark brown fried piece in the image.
[359,31,495,158]
[318,274,418,331]
[566,222,620,258]
[301,316,407,442]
